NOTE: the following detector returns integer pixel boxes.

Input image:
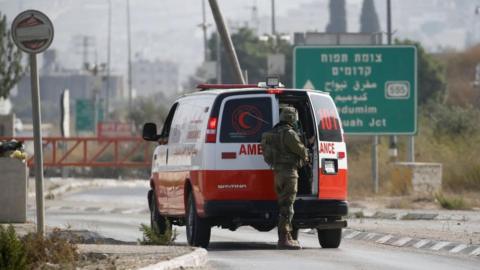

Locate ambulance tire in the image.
[149,190,170,235]
[317,228,342,248]
[186,193,211,248]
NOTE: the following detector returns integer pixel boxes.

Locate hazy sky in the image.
[0,0,476,84]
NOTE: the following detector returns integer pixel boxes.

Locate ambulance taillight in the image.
[266,89,284,95]
[206,117,218,143]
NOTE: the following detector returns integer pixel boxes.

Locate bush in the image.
[0,225,26,270]
[138,223,176,245]
[423,102,480,137]
[434,192,471,210]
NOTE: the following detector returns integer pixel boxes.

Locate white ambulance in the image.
[143,80,348,248]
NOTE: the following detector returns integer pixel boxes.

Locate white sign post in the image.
[11,10,54,235]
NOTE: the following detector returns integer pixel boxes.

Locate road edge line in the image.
[138,248,208,270]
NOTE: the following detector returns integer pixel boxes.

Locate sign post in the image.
[11,10,54,235]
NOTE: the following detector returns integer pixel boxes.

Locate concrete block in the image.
[0,114,15,136]
[391,162,442,195]
[0,158,27,223]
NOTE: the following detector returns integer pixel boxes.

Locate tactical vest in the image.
[261,124,300,168]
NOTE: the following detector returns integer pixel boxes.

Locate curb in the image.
[348,209,470,222]
[341,228,480,258]
[139,248,208,270]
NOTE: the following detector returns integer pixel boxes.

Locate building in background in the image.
[11,50,124,128]
[131,57,179,97]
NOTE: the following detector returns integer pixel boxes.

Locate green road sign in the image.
[75,99,94,132]
[294,46,417,135]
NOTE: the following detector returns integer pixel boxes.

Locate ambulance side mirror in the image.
[142,123,159,141]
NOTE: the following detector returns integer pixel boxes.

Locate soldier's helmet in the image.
[280,106,298,124]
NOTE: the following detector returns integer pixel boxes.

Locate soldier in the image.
[267,106,308,250]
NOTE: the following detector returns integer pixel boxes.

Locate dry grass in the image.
[439,45,480,107]
[23,228,78,269]
[347,112,480,201]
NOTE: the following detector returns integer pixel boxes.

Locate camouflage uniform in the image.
[271,107,308,249]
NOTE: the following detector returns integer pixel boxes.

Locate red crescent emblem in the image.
[238,111,251,129]
[231,104,265,135]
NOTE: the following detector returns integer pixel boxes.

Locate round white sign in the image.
[11,10,54,54]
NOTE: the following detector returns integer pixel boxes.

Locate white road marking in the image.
[449,244,468,253]
[376,235,393,244]
[344,231,361,239]
[431,241,450,251]
[470,247,480,256]
[392,237,412,247]
[363,232,378,240]
[413,239,430,249]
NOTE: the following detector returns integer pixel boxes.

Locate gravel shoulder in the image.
[77,244,196,270]
[348,196,480,245]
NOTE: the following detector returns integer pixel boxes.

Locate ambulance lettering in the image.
[239,144,263,155]
[319,142,335,154]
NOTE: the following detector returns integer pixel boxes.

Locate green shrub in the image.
[434,192,471,210]
[138,223,176,245]
[424,102,480,137]
[0,225,79,270]
[0,225,26,270]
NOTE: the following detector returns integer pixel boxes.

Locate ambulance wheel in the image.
[149,190,170,235]
[186,193,211,248]
[317,228,342,248]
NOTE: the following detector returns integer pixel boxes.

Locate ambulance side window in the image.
[220,97,272,143]
[160,103,178,144]
[310,95,342,142]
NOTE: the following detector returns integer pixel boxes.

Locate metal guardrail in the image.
[0,137,153,168]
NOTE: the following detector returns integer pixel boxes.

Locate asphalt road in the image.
[29,184,479,270]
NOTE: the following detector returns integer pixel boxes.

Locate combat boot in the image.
[277,231,301,250]
[287,232,301,249]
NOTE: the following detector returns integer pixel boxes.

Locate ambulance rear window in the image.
[310,94,342,142]
[220,97,272,143]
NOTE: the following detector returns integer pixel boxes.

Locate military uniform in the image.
[270,107,308,249]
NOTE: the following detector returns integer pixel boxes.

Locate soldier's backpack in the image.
[260,125,283,167]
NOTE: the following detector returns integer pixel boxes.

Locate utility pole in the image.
[248,2,260,35]
[271,0,276,35]
[83,36,88,68]
[387,0,392,44]
[80,36,95,69]
[201,0,209,62]
[208,0,245,84]
[106,0,112,120]
[126,0,133,113]
[216,33,222,83]
[387,0,398,162]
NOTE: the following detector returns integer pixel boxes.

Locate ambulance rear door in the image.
[209,94,279,200]
[308,92,348,200]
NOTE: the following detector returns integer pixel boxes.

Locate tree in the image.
[0,12,23,99]
[205,28,293,87]
[127,93,170,131]
[326,0,346,33]
[396,39,447,105]
[360,0,380,33]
